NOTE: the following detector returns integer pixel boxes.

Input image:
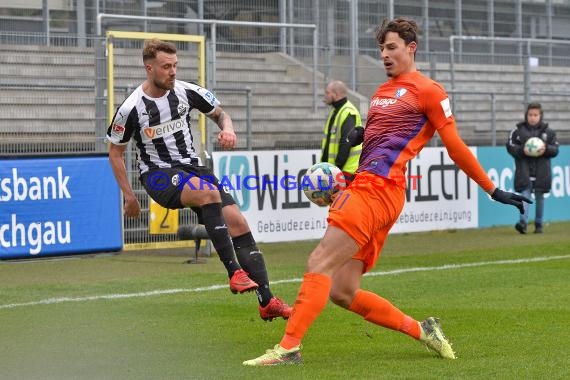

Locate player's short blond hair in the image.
[142,39,177,63]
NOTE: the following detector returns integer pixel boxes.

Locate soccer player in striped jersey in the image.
[243,18,531,366]
[106,39,291,321]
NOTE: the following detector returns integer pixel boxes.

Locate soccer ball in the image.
[302,162,343,207]
[524,137,545,157]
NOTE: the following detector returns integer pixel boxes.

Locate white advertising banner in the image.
[212,150,329,242]
[390,147,479,233]
[213,148,479,242]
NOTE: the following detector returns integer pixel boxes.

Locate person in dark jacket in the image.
[507,102,559,234]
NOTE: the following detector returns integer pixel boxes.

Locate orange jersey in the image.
[359,71,494,192]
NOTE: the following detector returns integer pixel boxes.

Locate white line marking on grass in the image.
[1,254,569,310]
[362,254,570,277]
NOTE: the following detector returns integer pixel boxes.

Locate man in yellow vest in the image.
[321,80,363,185]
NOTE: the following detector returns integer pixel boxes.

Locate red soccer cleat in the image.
[259,297,293,321]
[229,269,258,294]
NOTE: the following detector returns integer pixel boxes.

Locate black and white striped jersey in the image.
[106,80,220,174]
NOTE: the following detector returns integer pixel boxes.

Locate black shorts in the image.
[140,164,235,222]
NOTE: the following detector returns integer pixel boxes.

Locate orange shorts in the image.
[328,171,405,273]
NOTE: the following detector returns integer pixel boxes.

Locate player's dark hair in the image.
[525,102,543,122]
[143,39,177,63]
[376,18,419,47]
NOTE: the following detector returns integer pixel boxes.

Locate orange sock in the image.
[279,272,332,349]
[348,289,420,339]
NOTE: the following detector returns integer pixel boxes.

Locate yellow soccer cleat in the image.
[420,317,457,359]
[243,344,302,366]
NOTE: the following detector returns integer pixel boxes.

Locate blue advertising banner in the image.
[0,155,122,259]
[478,146,570,228]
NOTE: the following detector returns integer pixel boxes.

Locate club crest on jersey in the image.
[177,104,188,117]
[394,88,407,98]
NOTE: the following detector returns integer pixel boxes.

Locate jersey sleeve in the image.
[437,113,495,193]
[420,81,455,130]
[421,79,495,192]
[182,82,221,116]
[106,105,136,145]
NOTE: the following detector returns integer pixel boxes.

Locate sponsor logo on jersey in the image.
[395,88,407,98]
[143,128,155,139]
[171,173,180,186]
[142,119,186,141]
[201,88,217,106]
[370,97,397,108]
[111,124,125,138]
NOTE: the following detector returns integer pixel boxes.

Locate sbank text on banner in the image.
[0,155,122,259]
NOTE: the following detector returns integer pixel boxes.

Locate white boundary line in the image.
[1,254,569,310]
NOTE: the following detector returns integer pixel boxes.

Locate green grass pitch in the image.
[1,222,569,380]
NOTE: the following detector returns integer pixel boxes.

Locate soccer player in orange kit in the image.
[243,18,532,366]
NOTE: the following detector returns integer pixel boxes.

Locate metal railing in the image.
[449,35,570,110]
[213,87,253,151]
[448,89,570,147]
[95,13,319,113]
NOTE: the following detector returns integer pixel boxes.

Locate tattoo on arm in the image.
[218,111,229,130]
